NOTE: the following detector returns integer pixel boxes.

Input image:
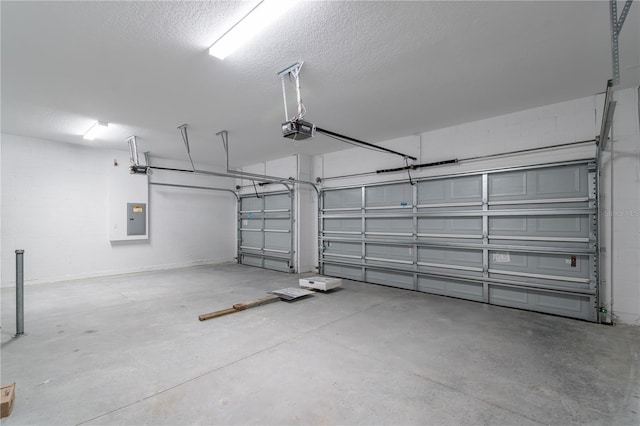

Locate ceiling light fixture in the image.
[83,121,108,140]
[208,0,298,60]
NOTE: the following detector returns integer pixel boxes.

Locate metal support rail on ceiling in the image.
[126,126,309,193]
[149,182,239,199]
[216,130,320,194]
[145,165,291,192]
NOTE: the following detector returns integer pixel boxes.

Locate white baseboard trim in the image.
[0,257,236,288]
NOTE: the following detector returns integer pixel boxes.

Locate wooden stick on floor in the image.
[199,295,281,321]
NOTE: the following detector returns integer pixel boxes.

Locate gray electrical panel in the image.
[127,203,146,236]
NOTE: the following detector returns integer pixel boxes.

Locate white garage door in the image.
[320,160,599,321]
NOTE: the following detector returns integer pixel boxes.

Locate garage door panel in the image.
[489,286,592,320]
[489,252,589,279]
[418,175,482,203]
[264,193,290,210]
[366,270,414,290]
[535,167,582,195]
[325,241,361,257]
[366,183,413,207]
[451,217,483,231]
[366,244,412,262]
[241,231,262,248]
[489,165,588,201]
[417,276,484,301]
[241,218,261,230]
[418,247,482,267]
[264,233,290,251]
[241,197,262,211]
[490,173,527,197]
[324,188,361,209]
[489,286,528,304]
[241,254,263,268]
[489,216,589,239]
[535,216,583,233]
[490,217,527,232]
[264,218,290,230]
[418,217,482,234]
[367,217,412,233]
[324,218,361,232]
[489,273,590,291]
[263,258,290,273]
[324,263,362,280]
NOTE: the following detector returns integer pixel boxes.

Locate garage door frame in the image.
[238,189,295,273]
[319,159,600,321]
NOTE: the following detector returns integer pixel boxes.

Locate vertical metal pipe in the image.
[15,249,25,336]
[289,187,296,273]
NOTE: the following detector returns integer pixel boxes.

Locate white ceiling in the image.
[2,1,639,168]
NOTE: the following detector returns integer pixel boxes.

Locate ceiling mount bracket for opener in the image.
[275,62,416,161]
[127,135,149,174]
[178,124,196,171]
[278,61,316,140]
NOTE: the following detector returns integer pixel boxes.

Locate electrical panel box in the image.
[127,203,146,236]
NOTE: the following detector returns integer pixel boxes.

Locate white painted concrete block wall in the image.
[108,150,149,241]
[1,134,236,286]
[606,88,640,325]
[296,154,317,273]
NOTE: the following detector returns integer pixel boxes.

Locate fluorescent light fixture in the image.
[83,121,108,140]
[209,0,298,60]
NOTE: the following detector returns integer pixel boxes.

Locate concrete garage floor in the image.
[1,263,639,425]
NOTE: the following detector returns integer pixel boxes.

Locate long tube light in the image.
[83,121,108,140]
[208,0,298,60]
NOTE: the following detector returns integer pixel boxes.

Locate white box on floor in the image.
[299,276,342,291]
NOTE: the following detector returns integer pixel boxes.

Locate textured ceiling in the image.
[2,1,639,168]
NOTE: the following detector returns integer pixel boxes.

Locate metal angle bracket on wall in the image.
[610,0,634,85]
[598,80,617,151]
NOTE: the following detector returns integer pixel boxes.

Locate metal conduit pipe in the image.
[149,182,239,199]
[128,129,317,194]
[216,130,319,194]
[147,166,294,193]
[15,249,25,337]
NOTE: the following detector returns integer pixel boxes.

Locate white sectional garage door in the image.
[238,191,294,273]
[320,161,599,321]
